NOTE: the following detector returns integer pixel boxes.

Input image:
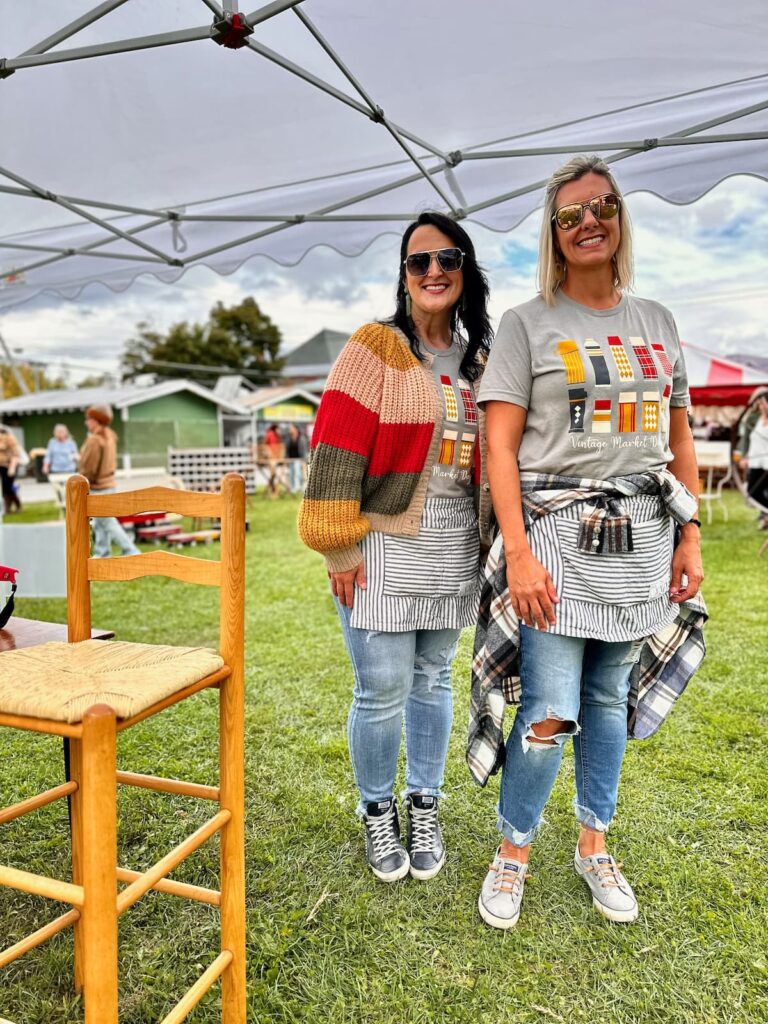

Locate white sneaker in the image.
[478,848,529,929]
[574,846,638,923]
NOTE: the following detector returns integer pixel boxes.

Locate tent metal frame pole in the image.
[0,241,167,263]
[292,7,459,213]
[242,37,446,159]
[244,0,308,27]
[3,27,215,72]
[18,0,132,57]
[2,217,170,281]
[0,166,175,263]
[0,183,170,220]
[179,159,451,263]
[461,132,768,158]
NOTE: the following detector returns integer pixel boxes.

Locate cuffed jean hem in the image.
[574,800,612,832]
[497,812,542,848]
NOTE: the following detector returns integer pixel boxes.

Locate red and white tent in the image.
[682,342,767,407]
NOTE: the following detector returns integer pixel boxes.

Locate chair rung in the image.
[0,865,84,907]
[0,781,78,825]
[158,949,233,1024]
[116,867,220,907]
[0,909,80,968]
[116,770,219,801]
[0,712,82,738]
[116,810,230,915]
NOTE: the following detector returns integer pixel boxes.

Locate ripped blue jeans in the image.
[499,626,639,846]
[336,603,460,814]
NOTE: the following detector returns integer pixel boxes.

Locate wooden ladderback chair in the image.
[0,473,246,1024]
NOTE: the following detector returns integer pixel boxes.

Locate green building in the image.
[0,380,248,469]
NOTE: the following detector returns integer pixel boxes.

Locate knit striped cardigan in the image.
[298,322,491,572]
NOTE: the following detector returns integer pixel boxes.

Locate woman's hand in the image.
[669,531,704,603]
[506,548,559,630]
[329,561,367,608]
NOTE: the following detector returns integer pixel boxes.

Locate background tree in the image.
[1,362,66,399]
[120,297,283,384]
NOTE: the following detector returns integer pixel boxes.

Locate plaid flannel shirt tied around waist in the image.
[466,469,708,787]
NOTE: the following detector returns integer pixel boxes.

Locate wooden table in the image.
[0,617,114,653]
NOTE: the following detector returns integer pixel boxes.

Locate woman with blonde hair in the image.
[470,155,705,928]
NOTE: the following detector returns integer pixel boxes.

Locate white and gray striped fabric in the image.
[527,493,677,640]
[350,496,481,632]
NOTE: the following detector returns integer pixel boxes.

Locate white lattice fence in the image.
[167,448,257,494]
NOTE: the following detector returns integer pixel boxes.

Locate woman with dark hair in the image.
[299,211,493,882]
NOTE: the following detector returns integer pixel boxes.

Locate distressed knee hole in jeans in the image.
[522,709,578,753]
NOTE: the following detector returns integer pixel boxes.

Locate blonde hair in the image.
[537,155,634,306]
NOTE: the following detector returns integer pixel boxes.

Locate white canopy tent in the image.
[1,0,766,308]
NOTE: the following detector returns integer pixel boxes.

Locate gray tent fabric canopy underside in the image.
[1,0,766,308]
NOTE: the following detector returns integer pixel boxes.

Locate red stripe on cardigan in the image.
[367,422,434,476]
[311,389,379,457]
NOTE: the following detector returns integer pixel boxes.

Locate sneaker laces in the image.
[585,857,626,889]
[366,805,402,859]
[490,859,530,895]
[409,800,439,854]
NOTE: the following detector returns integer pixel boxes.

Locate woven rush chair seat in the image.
[0,640,225,724]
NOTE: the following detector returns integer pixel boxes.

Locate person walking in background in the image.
[0,426,22,514]
[286,424,308,494]
[78,405,139,557]
[43,423,79,477]
[299,211,493,883]
[742,387,768,527]
[470,155,706,929]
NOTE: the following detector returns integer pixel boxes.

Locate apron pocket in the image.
[554,516,671,606]
[383,526,480,598]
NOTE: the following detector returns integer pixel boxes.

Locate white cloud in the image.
[1,176,765,383]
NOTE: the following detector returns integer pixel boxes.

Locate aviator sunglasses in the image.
[404,247,465,276]
[552,192,621,231]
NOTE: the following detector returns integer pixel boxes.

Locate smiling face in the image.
[404,224,464,322]
[553,171,621,276]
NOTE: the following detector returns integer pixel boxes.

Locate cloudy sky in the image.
[1,174,765,385]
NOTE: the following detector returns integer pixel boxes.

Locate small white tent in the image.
[1,1,766,307]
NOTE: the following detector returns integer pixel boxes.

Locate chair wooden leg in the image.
[68,737,85,993]
[81,705,118,1024]
[219,672,246,1023]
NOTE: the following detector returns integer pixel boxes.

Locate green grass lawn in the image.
[1,492,766,1023]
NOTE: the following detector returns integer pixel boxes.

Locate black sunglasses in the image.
[403,247,465,276]
[552,192,621,231]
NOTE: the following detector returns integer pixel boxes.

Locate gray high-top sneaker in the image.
[405,794,445,880]
[362,799,410,882]
[574,846,638,922]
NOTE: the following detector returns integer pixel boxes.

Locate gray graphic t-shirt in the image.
[478,292,690,478]
[419,340,478,498]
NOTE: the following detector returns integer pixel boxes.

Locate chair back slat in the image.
[88,551,221,588]
[86,487,222,519]
[66,474,246,643]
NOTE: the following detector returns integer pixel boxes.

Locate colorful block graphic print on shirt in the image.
[477,292,690,479]
[423,341,479,499]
